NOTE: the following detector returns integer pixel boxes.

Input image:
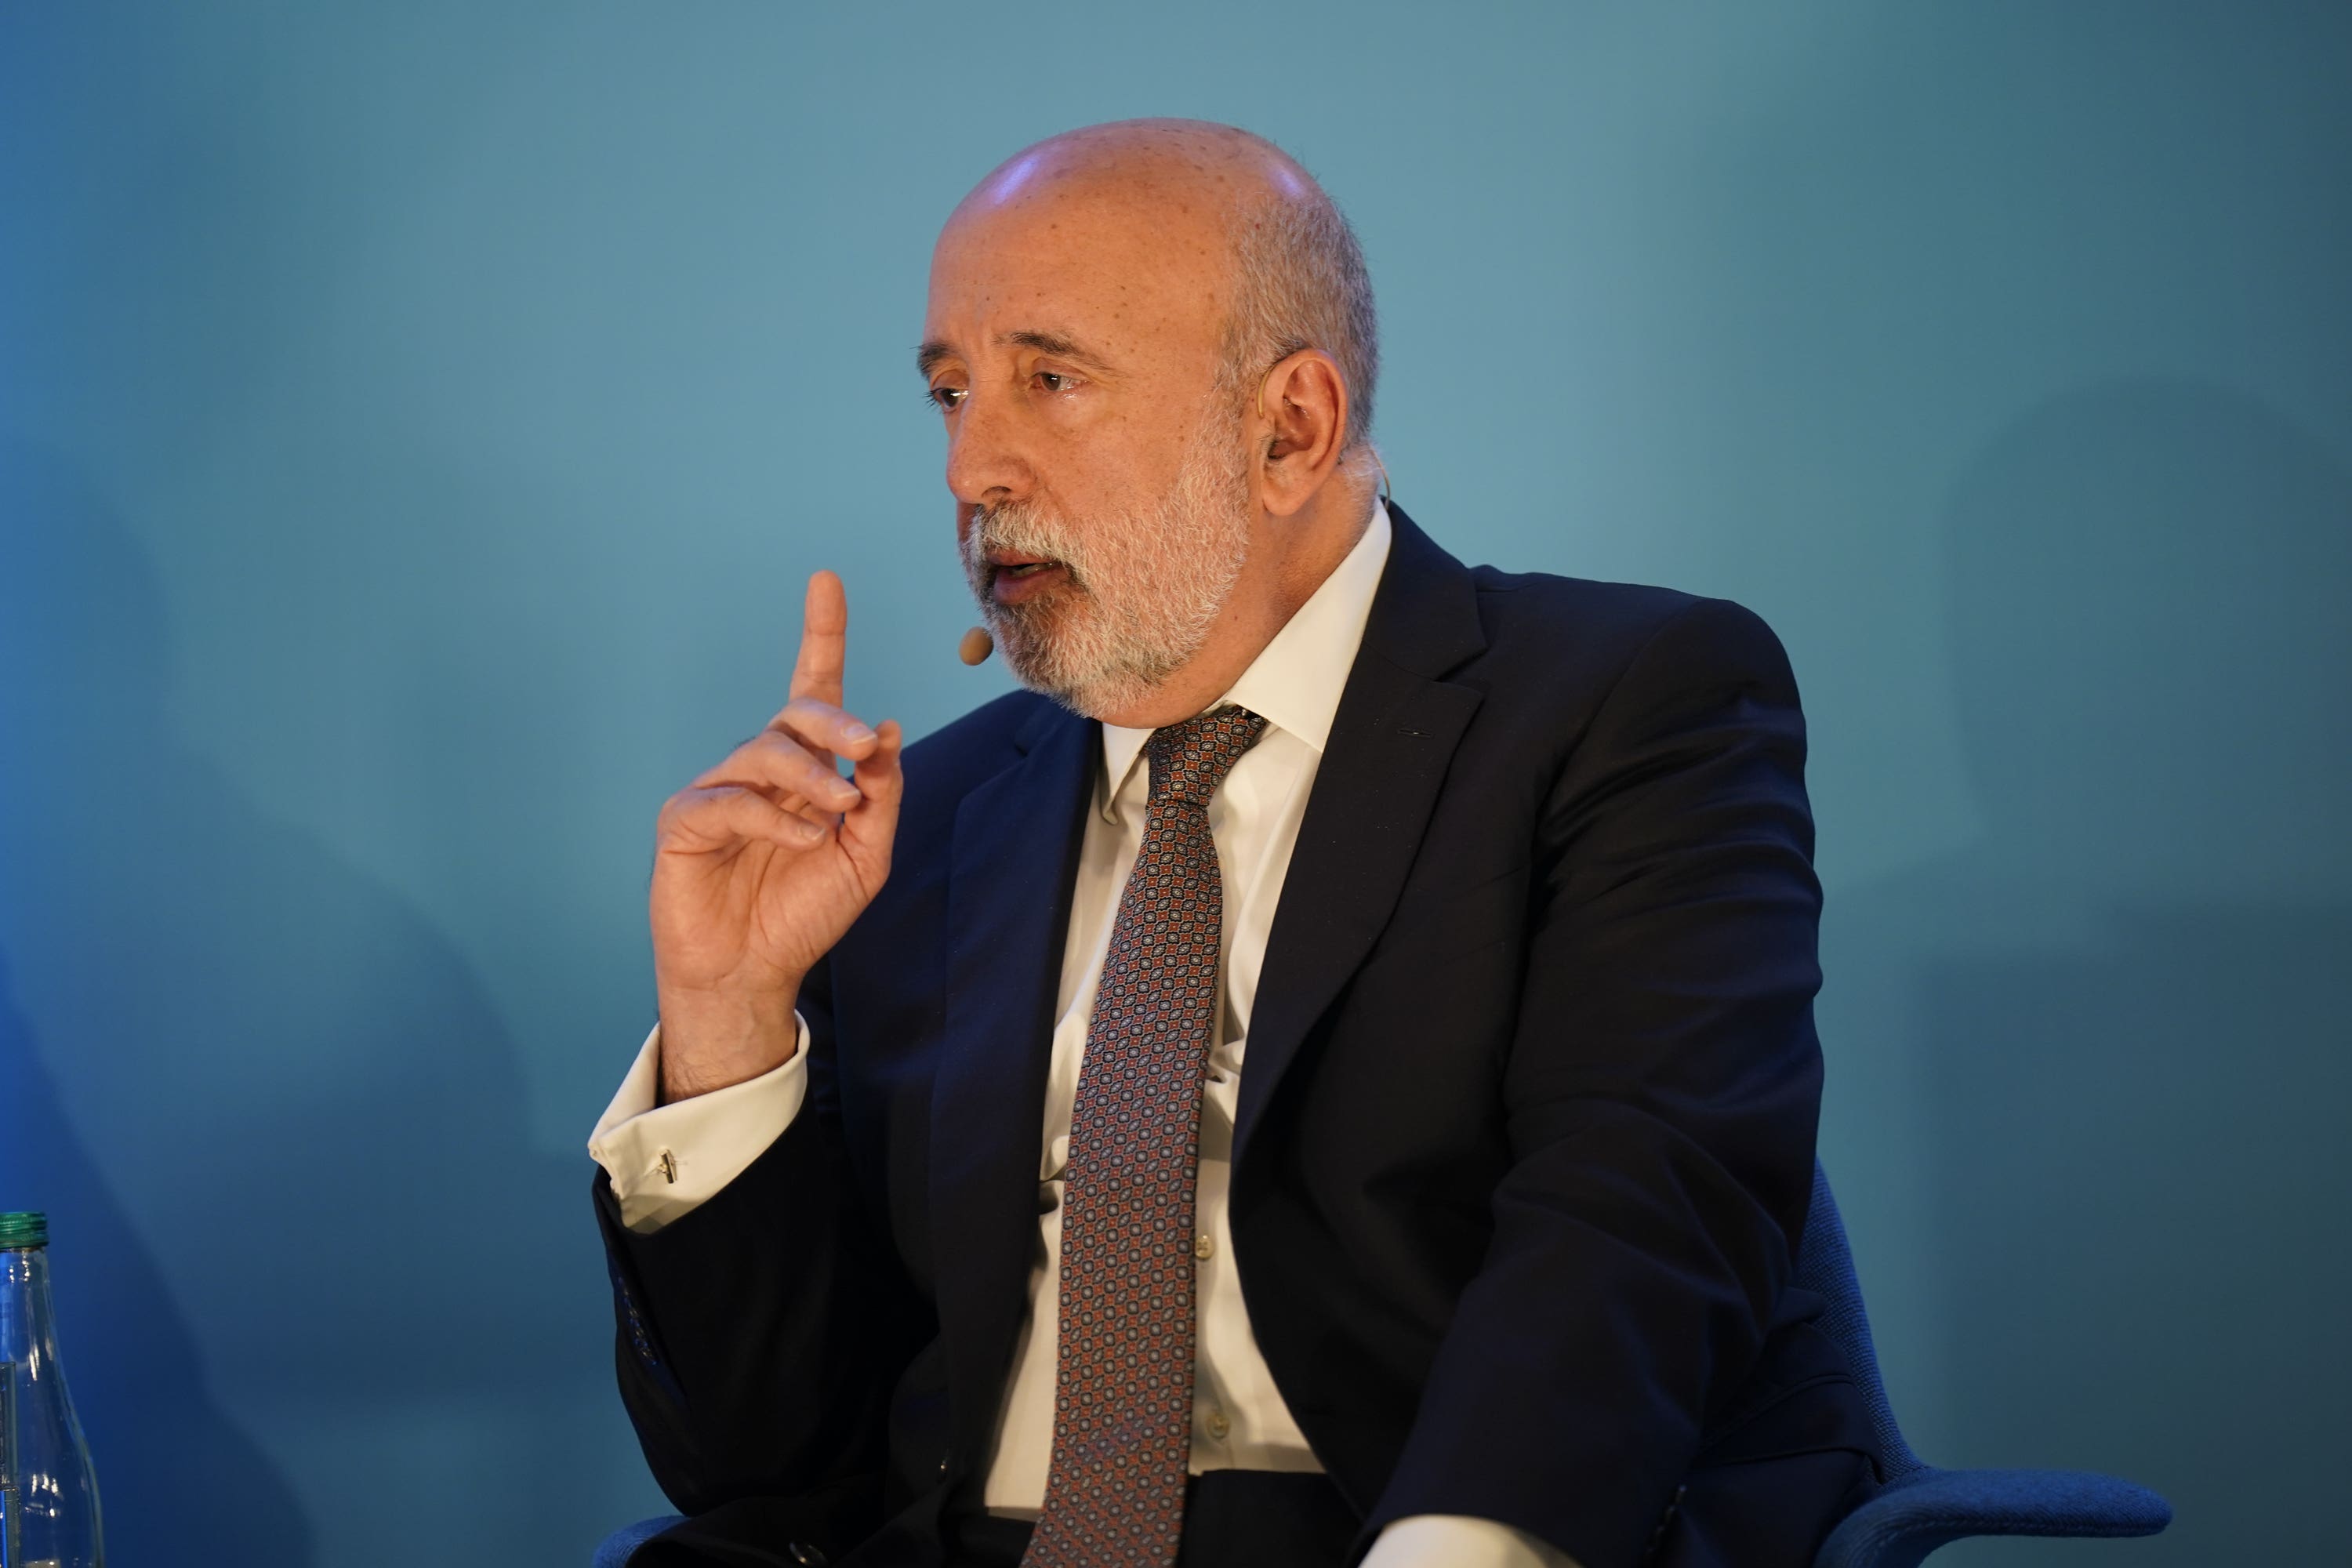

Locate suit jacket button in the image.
[786,1545,826,1566]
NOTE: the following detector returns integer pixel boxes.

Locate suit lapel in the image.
[931,698,1097,1463]
[1234,506,1487,1167]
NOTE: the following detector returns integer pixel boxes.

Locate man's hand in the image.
[649,570,903,1102]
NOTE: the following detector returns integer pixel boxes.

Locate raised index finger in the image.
[789,569,848,708]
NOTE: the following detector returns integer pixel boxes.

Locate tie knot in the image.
[1144,705,1267,807]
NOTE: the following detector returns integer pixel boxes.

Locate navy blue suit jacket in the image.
[596,504,1880,1567]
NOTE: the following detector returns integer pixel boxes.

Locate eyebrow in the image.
[915,329,1116,379]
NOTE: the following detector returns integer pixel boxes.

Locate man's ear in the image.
[1254,350,1349,518]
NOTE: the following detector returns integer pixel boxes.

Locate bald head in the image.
[958,118,1310,211]
[942,119,1379,456]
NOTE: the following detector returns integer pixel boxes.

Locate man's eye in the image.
[927,385,967,412]
[1033,371,1075,394]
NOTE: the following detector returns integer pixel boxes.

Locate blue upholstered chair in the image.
[1800,1163,2171,1567]
[593,1515,684,1568]
[592,1164,2172,1567]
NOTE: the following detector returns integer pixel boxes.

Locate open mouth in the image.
[987,552,1072,605]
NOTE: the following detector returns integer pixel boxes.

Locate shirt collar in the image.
[1098,498,1394,821]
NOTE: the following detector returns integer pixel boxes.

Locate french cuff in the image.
[1362,1515,1581,1568]
[585,1017,810,1234]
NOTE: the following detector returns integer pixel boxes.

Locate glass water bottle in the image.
[0,1214,103,1567]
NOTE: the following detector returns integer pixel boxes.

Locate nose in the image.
[944,388,1036,510]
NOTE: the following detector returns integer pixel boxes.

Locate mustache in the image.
[964,501,1091,589]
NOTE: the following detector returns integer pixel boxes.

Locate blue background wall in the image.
[2,4,2345,1563]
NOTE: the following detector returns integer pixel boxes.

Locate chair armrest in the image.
[592,1515,686,1568]
[1814,1466,2172,1568]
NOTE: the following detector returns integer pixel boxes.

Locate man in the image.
[589,120,1877,1568]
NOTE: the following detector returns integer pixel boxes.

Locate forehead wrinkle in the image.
[932,225,1220,358]
[912,326,1127,383]
[1000,329,1119,372]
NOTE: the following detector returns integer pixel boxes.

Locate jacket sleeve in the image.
[589,1017,810,1232]
[1367,596,1826,1567]
[590,956,925,1526]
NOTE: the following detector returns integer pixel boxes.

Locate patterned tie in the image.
[1020,704,1269,1568]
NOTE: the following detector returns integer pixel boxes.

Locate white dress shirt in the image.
[591,501,1577,1568]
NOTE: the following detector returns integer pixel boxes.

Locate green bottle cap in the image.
[0,1213,49,1250]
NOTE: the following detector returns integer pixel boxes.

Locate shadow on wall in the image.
[0,439,635,1565]
[1822,380,2352,1565]
[0,956,314,1565]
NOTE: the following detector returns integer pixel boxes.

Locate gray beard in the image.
[961,418,1254,720]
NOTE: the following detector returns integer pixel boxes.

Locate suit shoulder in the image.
[898,688,1065,814]
[1465,566,1799,699]
[902,687,1058,778]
